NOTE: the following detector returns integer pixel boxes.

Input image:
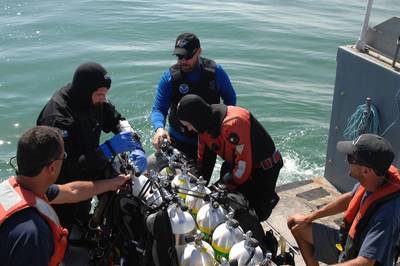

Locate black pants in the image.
[238,159,283,221]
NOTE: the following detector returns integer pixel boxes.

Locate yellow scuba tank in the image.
[196,200,227,243]
[185,176,211,218]
[229,231,264,265]
[211,212,244,262]
[179,235,216,266]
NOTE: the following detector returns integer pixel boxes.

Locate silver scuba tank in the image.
[196,200,227,243]
[131,174,151,199]
[140,171,165,208]
[168,200,197,259]
[171,163,194,199]
[211,212,244,262]
[229,231,264,265]
[179,235,216,266]
[185,176,211,218]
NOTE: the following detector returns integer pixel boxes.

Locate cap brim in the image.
[336,140,356,154]
[173,47,188,56]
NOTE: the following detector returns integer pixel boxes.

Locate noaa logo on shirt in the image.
[61,130,69,138]
[179,83,189,94]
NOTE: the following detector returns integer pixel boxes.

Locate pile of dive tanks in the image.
[83,139,295,266]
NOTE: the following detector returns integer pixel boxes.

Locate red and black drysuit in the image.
[177,94,283,221]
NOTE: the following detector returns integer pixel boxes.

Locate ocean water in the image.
[0,0,398,183]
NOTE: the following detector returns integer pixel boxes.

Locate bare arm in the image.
[333,256,375,266]
[50,174,131,204]
[288,192,352,230]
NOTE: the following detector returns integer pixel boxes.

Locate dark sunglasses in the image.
[9,152,67,175]
[176,50,197,60]
[347,155,361,165]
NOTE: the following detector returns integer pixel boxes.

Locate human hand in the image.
[287,214,312,230]
[222,172,237,191]
[108,174,132,191]
[129,149,147,174]
[152,128,170,151]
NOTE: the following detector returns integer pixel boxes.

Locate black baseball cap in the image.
[337,134,394,175]
[173,32,200,57]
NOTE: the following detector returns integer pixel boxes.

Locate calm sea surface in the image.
[0,0,398,183]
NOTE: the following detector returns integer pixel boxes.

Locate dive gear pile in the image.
[83,140,293,265]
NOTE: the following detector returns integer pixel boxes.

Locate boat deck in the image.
[264,177,342,266]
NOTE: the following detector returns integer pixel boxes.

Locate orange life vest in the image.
[0,177,68,266]
[339,165,400,261]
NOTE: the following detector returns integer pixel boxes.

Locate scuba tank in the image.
[143,171,168,209]
[168,199,197,259]
[185,176,211,218]
[196,200,227,242]
[171,163,194,200]
[131,174,151,199]
[179,235,216,266]
[229,231,264,265]
[211,212,244,262]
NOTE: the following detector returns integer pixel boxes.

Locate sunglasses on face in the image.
[347,155,361,165]
[9,152,67,175]
[176,50,197,60]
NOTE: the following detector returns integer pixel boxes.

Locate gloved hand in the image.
[129,149,147,174]
[222,172,238,191]
[99,131,141,160]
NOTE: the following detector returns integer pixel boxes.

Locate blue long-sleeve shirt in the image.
[151,63,236,143]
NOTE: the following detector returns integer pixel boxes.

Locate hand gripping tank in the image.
[185,176,211,218]
[179,235,216,266]
[211,213,244,262]
[196,200,227,243]
[168,201,197,258]
[171,164,194,200]
[229,231,264,265]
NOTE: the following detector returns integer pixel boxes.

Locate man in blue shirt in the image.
[0,126,130,266]
[150,32,236,169]
[287,134,400,266]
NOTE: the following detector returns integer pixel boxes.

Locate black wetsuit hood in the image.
[177,94,226,136]
[67,62,112,110]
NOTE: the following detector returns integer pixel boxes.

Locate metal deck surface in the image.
[264,177,342,266]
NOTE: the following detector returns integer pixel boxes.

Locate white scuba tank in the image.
[211,213,244,262]
[229,231,264,265]
[132,171,164,208]
[145,188,164,208]
[196,201,227,242]
[179,235,216,266]
[171,164,194,200]
[168,201,197,259]
[185,176,211,218]
[131,174,151,198]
